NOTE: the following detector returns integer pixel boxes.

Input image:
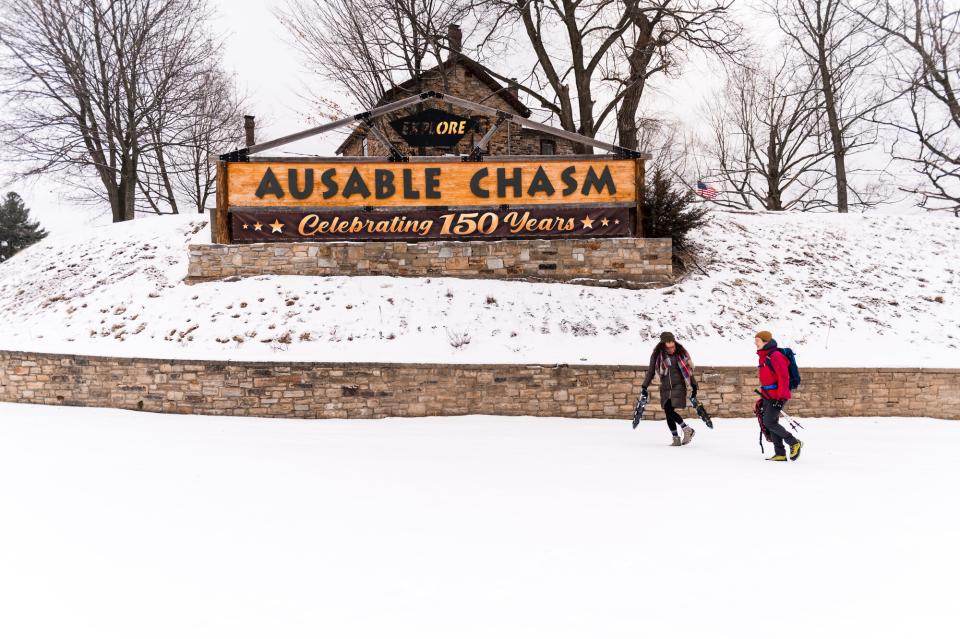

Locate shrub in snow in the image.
[641,169,709,257]
[446,328,471,349]
[560,319,598,337]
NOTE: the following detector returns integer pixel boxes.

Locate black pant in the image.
[664,400,685,435]
[762,398,798,456]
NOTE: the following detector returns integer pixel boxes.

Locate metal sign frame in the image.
[219,91,651,162]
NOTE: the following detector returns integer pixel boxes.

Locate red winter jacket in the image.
[757,341,792,401]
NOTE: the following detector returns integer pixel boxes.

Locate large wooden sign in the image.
[228,159,637,208]
[216,157,643,243]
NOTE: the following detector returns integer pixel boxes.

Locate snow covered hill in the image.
[0,210,957,367]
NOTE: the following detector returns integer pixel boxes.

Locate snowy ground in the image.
[0,402,957,638]
[0,210,957,366]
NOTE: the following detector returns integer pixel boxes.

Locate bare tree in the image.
[276,0,471,110]
[171,71,246,214]
[608,1,742,150]
[474,0,742,151]
[136,67,246,215]
[764,0,890,212]
[636,116,695,179]
[136,32,227,216]
[702,53,833,210]
[0,0,219,222]
[137,63,246,216]
[852,0,960,215]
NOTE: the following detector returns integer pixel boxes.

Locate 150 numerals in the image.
[437,212,500,236]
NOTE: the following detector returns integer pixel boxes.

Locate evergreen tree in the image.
[0,192,48,263]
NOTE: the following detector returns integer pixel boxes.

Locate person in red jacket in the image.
[755,330,803,461]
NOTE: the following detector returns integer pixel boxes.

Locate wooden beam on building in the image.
[634,158,646,237]
[212,161,231,244]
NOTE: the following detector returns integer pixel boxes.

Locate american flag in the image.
[696,181,718,199]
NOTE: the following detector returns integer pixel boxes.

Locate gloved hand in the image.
[772,399,785,412]
[641,387,649,400]
[690,384,698,399]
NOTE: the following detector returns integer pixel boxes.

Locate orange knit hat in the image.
[755,330,773,342]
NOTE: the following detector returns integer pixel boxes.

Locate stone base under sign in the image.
[185,237,673,288]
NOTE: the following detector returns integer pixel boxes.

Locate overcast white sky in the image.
[3,1,911,232]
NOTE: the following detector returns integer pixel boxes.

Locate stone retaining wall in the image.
[2,350,958,420]
[185,237,672,289]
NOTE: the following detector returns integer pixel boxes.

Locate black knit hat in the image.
[659,331,676,344]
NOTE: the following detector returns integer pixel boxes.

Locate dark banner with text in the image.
[231,208,631,242]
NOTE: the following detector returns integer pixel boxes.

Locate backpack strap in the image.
[763,351,784,394]
[764,349,782,373]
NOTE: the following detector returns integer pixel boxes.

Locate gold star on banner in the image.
[253,222,263,231]
[581,216,594,229]
[269,219,284,234]
[601,218,610,227]
[242,223,249,230]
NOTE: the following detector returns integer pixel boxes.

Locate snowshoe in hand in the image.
[690,397,714,429]
[631,393,649,429]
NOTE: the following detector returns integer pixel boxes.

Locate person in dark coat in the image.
[640,331,699,446]
[755,330,803,461]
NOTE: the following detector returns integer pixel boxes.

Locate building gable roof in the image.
[335,56,531,155]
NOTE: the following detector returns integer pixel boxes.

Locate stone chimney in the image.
[447,24,462,61]
[244,115,255,147]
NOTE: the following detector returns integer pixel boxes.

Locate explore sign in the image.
[388,107,480,148]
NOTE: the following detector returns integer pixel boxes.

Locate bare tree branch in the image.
[763,0,891,211]
[851,0,960,215]
[701,48,835,211]
[0,0,226,222]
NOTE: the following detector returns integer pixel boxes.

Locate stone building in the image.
[336,25,575,158]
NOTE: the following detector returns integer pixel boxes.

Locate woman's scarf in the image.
[656,350,693,381]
